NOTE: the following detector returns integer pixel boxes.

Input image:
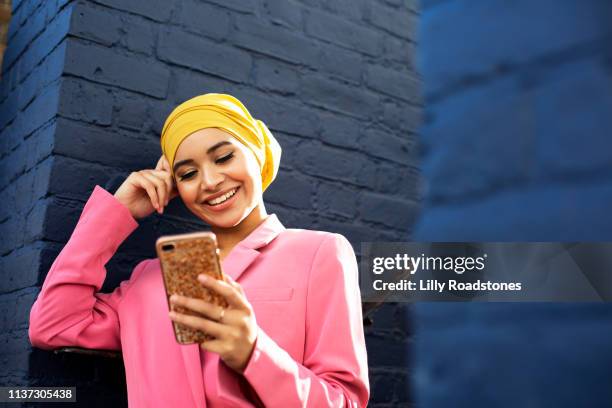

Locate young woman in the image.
[29,94,370,407]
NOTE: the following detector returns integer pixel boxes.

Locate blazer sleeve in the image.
[242,233,370,407]
[28,185,146,351]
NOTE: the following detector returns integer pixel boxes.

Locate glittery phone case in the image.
[156,231,228,344]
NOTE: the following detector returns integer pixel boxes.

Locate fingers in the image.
[130,171,161,212]
[198,275,248,310]
[155,155,179,199]
[224,274,245,296]
[138,170,174,213]
[156,155,172,172]
[168,310,225,338]
[170,294,228,323]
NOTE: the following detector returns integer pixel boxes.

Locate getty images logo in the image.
[372,253,488,275]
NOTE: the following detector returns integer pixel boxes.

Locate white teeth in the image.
[206,188,237,205]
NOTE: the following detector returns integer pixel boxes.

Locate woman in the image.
[28,94,370,407]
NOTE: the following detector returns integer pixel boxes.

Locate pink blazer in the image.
[29,185,370,407]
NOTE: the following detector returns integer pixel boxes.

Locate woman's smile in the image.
[201,185,241,212]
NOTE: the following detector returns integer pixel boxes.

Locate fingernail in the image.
[169,311,176,318]
[198,274,207,282]
[170,294,178,302]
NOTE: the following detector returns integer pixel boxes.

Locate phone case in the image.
[155,231,228,344]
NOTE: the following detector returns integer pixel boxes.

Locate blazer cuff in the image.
[79,185,138,245]
[242,326,287,383]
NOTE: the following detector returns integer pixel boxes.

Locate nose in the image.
[200,165,224,191]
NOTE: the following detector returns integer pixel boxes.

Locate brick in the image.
[92,0,174,22]
[170,68,231,106]
[17,6,71,81]
[270,204,319,229]
[384,35,416,70]
[115,91,151,131]
[173,0,230,40]
[53,118,161,170]
[121,16,156,56]
[270,132,300,171]
[69,2,122,47]
[364,1,416,40]
[295,141,377,187]
[317,113,362,149]
[24,197,48,242]
[64,39,170,98]
[316,43,362,85]
[265,0,303,30]
[0,142,27,190]
[365,64,420,103]
[369,370,402,403]
[231,90,320,138]
[358,127,414,164]
[0,90,19,132]
[45,158,111,204]
[365,334,410,367]
[44,197,85,243]
[263,171,315,210]
[57,78,113,125]
[14,160,40,212]
[254,58,299,94]
[200,0,256,14]
[316,217,381,248]
[299,74,380,119]
[0,244,43,292]
[17,40,66,113]
[359,191,417,229]
[0,213,27,254]
[2,0,47,70]
[158,28,251,83]
[320,0,365,21]
[11,81,61,140]
[316,181,359,218]
[534,58,612,178]
[232,15,319,67]
[375,163,421,200]
[0,180,16,222]
[381,100,421,133]
[305,8,382,56]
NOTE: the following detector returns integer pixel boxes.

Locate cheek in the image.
[177,182,198,201]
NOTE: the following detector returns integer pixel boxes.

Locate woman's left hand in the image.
[168,274,258,373]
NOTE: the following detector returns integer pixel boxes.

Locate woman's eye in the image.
[216,152,234,164]
[179,171,195,181]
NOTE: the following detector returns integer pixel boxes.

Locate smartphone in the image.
[155,231,228,344]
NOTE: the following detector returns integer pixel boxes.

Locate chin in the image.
[201,208,250,229]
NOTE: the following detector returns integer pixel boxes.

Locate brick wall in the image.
[413,0,612,406]
[0,0,420,406]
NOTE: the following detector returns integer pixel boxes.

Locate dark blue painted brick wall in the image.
[414,1,612,407]
[0,0,419,406]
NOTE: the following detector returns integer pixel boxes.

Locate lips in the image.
[200,186,241,211]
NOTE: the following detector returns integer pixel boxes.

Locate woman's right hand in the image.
[114,155,179,220]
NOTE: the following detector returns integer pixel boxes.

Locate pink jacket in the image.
[29,185,370,407]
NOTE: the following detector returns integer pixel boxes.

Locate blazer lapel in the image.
[177,214,285,407]
[222,246,260,282]
[221,214,286,282]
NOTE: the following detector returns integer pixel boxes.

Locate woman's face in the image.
[172,128,263,228]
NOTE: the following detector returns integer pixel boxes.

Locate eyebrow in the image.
[173,141,233,173]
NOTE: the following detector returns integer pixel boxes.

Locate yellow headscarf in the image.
[161,93,281,192]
